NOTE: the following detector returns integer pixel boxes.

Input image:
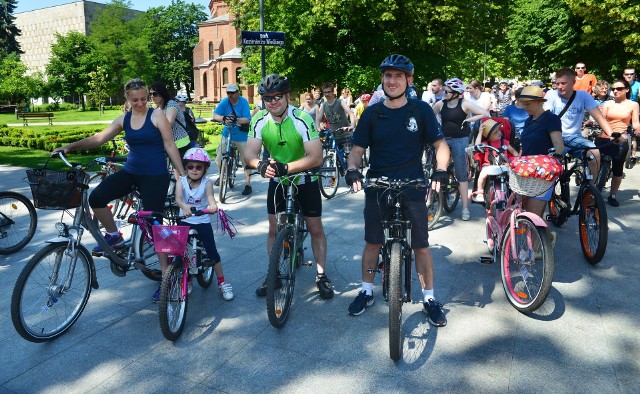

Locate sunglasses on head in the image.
[612,86,627,91]
[149,91,159,97]
[187,165,204,171]
[125,80,146,90]
[262,94,284,103]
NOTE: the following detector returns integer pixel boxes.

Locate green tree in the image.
[0,54,43,104]
[46,32,105,110]
[141,0,208,92]
[87,66,110,112]
[0,0,22,58]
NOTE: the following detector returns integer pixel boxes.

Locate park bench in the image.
[190,106,215,122]
[20,112,55,126]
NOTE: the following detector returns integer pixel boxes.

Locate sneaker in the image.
[92,232,125,253]
[472,193,484,203]
[241,185,252,195]
[423,298,447,327]
[151,286,161,303]
[255,281,267,297]
[315,274,334,299]
[348,291,374,316]
[461,208,470,221]
[219,281,234,301]
[607,196,620,207]
[214,178,220,186]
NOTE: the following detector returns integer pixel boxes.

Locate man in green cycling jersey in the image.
[244,73,334,299]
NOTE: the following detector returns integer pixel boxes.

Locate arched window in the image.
[222,68,229,85]
[236,68,243,84]
[208,42,214,60]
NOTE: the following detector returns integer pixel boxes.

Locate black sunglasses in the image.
[149,91,159,97]
[125,79,146,90]
[263,94,284,103]
[612,86,627,91]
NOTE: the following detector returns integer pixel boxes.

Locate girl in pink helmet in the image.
[172,147,234,301]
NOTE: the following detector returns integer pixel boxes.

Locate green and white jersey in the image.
[250,105,319,184]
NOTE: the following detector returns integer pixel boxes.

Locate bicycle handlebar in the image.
[138,209,216,221]
[365,177,427,189]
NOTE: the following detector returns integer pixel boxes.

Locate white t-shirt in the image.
[543,89,598,136]
[464,91,492,110]
[179,176,211,225]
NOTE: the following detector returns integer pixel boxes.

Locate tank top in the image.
[123,108,169,176]
[440,99,468,139]
[322,99,350,131]
[604,101,633,134]
[179,177,211,225]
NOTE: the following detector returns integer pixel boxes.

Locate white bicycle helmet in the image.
[444,78,467,94]
[175,94,188,102]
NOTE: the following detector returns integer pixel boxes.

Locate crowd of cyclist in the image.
[54,56,639,329]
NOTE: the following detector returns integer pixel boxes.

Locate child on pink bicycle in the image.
[172,148,234,301]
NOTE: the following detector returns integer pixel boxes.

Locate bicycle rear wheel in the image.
[388,242,403,361]
[547,180,569,227]
[500,218,553,313]
[196,246,214,288]
[266,227,296,328]
[218,157,229,203]
[319,154,339,199]
[133,228,162,281]
[579,185,608,264]
[426,189,443,230]
[159,260,189,341]
[595,156,611,192]
[442,172,460,213]
[11,242,93,342]
[0,191,37,255]
[228,150,238,189]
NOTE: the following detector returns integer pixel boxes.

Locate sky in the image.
[15,0,212,13]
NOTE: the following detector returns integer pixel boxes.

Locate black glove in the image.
[431,169,449,186]
[223,115,237,124]
[270,161,288,176]
[257,161,270,178]
[345,169,364,186]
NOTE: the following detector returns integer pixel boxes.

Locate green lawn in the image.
[0,109,121,125]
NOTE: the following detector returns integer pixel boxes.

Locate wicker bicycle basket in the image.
[26,168,89,210]
[508,169,554,197]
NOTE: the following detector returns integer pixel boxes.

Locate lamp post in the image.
[483,41,487,85]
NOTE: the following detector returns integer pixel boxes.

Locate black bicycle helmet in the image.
[379,54,414,76]
[258,73,291,95]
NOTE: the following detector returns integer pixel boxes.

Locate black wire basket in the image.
[26,167,89,210]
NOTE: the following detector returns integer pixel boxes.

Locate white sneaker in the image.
[461,208,470,221]
[219,281,234,301]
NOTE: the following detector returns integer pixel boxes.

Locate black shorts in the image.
[363,190,429,249]
[267,180,322,217]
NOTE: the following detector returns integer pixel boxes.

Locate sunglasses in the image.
[262,94,284,103]
[125,79,146,90]
[612,86,627,91]
[444,89,454,94]
[624,73,635,76]
[575,66,586,70]
[227,91,238,95]
[149,91,159,97]
[186,165,204,171]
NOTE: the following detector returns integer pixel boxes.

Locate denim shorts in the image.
[563,134,596,156]
[446,137,469,183]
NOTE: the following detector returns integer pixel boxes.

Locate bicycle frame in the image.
[275,181,308,264]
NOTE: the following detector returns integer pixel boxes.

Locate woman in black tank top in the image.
[432,80,490,220]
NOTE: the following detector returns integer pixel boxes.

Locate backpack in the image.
[183,111,200,141]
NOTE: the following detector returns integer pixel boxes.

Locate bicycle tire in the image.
[228,150,238,190]
[595,157,611,192]
[218,157,229,203]
[388,242,403,361]
[133,228,162,281]
[579,185,608,264]
[87,173,124,230]
[266,227,296,328]
[500,218,554,313]
[442,172,460,213]
[196,244,214,288]
[0,191,37,255]
[11,242,93,342]
[159,260,189,341]
[319,154,339,199]
[547,180,569,227]
[624,139,635,169]
[426,189,443,230]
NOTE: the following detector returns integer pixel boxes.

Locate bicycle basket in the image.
[508,170,554,197]
[26,168,89,210]
[508,155,562,196]
[151,225,190,255]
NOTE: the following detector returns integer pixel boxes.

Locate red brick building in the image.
[193,1,255,104]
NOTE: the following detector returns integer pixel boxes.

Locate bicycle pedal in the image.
[302,260,313,267]
[479,256,494,265]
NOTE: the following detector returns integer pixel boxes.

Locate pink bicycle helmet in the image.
[360,94,371,102]
[444,78,467,94]
[183,147,211,166]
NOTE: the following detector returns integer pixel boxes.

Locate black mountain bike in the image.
[0,191,37,255]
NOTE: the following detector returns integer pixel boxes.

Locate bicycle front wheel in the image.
[11,242,93,342]
[500,218,554,313]
[0,191,37,255]
[319,154,339,199]
[579,185,608,264]
[218,157,229,203]
[266,227,296,328]
[426,189,443,230]
[159,260,189,341]
[388,242,403,361]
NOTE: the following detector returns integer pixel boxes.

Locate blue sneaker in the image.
[348,291,374,316]
[92,232,125,254]
[151,286,161,303]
